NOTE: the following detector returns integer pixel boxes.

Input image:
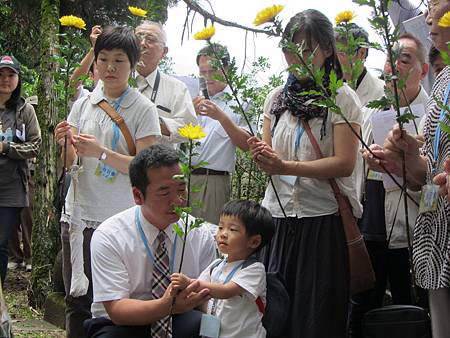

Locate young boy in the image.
[171,200,275,338]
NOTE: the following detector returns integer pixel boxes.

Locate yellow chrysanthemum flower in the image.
[335,11,357,25]
[253,5,284,26]
[193,26,216,40]
[59,15,86,30]
[178,123,206,140]
[438,11,450,28]
[128,6,147,17]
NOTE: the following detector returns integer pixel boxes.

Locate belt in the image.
[191,168,229,176]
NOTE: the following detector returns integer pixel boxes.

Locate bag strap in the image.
[97,100,136,156]
[301,120,345,204]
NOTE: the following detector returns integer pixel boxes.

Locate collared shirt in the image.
[262,84,363,219]
[64,85,161,224]
[356,68,385,108]
[137,69,197,144]
[90,205,217,318]
[192,86,250,173]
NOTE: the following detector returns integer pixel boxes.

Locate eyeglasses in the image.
[136,33,163,46]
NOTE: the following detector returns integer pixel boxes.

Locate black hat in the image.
[0,55,20,74]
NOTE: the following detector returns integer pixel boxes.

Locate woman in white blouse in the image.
[248,10,363,338]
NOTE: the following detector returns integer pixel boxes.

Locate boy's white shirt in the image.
[198,259,267,338]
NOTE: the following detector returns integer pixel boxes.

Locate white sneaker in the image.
[25,264,32,272]
[7,262,19,270]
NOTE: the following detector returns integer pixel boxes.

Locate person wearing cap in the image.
[0,55,41,285]
[135,21,197,145]
[190,43,252,225]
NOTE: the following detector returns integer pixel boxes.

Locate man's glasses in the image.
[136,33,163,46]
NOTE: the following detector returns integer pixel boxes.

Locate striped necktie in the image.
[151,230,172,338]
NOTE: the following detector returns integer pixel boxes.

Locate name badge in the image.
[200,313,220,338]
[367,170,383,182]
[94,162,118,183]
[419,184,439,213]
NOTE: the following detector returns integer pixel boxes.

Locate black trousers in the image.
[84,310,203,338]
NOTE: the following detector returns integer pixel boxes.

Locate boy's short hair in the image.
[221,200,274,252]
[94,26,140,69]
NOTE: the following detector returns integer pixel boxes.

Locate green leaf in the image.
[396,112,417,124]
[173,223,185,238]
[366,96,391,109]
[439,121,450,136]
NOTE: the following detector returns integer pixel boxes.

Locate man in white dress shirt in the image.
[190,44,252,224]
[86,144,217,337]
[135,21,197,145]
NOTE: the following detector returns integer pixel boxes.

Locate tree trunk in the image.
[29,0,61,309]
[146,0,169,24]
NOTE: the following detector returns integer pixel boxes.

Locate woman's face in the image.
[427,0,450,51]
[283,31,331,80]
[0,68,19,96]
[95,48,132,92]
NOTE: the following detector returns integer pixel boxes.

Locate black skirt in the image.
[259,214,350,338]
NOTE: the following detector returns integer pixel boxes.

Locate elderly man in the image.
[189,43,252,224]
[135,21,197,144]
[351,33,430,338]
[86,144,216,338]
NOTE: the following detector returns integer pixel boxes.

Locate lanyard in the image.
[151,71,161,103]
[294,121,305,154]
[110,87,130,151]
[433,82,450,172]
[134,207,177,277]
[210,258,244,315]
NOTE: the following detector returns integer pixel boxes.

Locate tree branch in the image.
[182,0,278,37]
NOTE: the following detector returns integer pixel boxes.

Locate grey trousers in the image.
[429,288,450,338]
[61,222,95,338]
[189,174,230,225]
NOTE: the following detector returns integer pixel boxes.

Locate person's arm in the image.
[103,280,209,326]
[69,25,102,99]
[253,123,360,178]
[194,98,250,150]
[1,104,41,159]
[73,134,157,174]
[433,158,450,202]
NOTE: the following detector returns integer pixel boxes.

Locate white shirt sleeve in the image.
[231,262,266,301]
[91,228,131,303]
[332,84,363,126]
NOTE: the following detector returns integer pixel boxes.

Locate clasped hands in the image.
[167,273,210,314]
[55,121,104,159]
[247,136,286,175]
[193,96,226,122]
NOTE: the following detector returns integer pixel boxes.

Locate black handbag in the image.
[362,305,431,338]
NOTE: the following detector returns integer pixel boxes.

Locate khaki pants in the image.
[189,174,230,225]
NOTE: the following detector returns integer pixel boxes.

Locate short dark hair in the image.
[129,144,180,198]
[196,43,230,67]
[221,200,275,252]
[94,26,140,69]
[398,32,426,64]
[334,22,370,58]
[283,9,343,79]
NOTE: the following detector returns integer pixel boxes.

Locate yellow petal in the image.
[178,123,206,140]
[128,6,147,18]
[438,11,450,28]
[253,5,284,26]
[59,15,86,30]
[193,26,216,41]
[335,11,356,25]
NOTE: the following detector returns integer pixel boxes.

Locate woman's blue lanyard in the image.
[110,87,130,151]
[134,207,177,278]
[432,82,450,176]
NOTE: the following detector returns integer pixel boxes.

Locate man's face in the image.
[384,38,426,94]
[135,24,168,77]
[335,39,367,79]
[133,164,186,229]
[198,55,227,97]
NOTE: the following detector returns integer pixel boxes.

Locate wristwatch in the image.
[99,151,107,161]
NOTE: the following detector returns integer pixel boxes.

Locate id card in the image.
[94,162,118,183]
[419,184,439,213]
[367,170,383,182]
[200,313,220,338]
